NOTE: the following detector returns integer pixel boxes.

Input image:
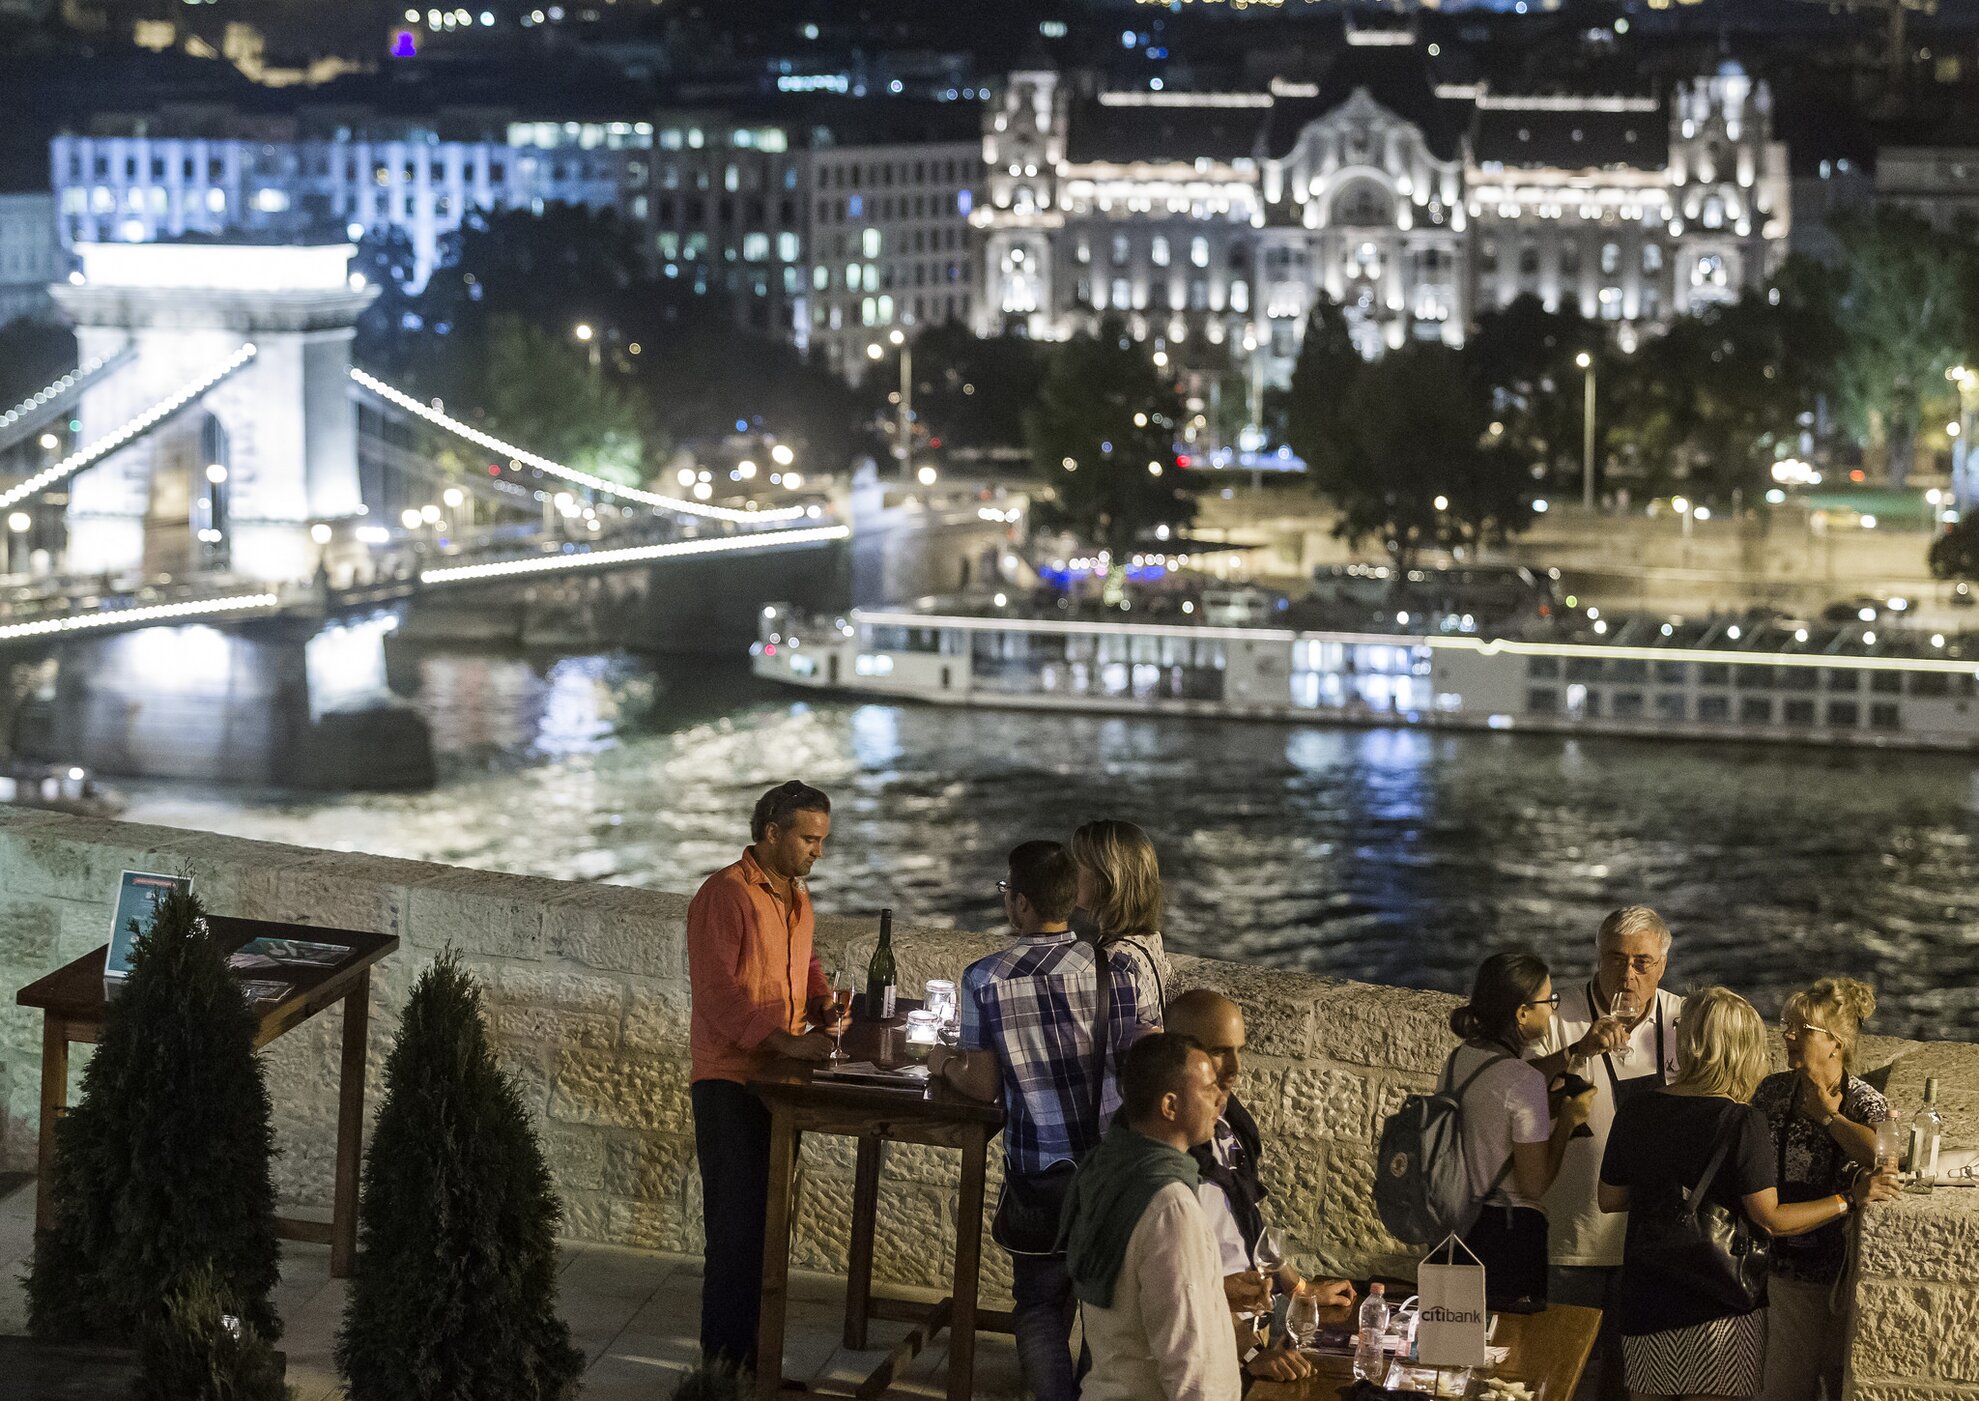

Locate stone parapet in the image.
[0,810,1972,1393]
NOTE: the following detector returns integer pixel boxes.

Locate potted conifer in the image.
[25,882,286,1399]
[335,950,583,1401]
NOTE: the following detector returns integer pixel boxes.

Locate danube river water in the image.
[120,646,1979,1042]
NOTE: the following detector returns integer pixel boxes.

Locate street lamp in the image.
[1672,494,1694,539]
[6,509,28,576]
[890,328,915,485]
[1576,351,1597,513]
[574,321,600,374]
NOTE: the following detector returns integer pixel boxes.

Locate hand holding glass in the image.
[1606,990,1641,1064]
[828,974,854,1062]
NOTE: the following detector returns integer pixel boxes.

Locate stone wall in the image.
[0,810,1972,1394]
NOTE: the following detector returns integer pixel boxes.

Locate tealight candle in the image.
[905,1010,942,1047]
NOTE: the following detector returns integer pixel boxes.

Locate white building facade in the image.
[976,46,1790,380]
[0,192,60,324]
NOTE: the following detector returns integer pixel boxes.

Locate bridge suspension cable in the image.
[0,344,259,512]
[420,523,849,586]
[0,589,280,642]
[349,368,809,525]
[0,347,138,455]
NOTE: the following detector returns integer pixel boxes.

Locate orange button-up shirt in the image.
[687,847,830,1084]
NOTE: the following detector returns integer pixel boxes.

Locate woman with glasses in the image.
[1598,987,1900,1401]
[1751,977,1887,1401]
[1445,950,1596,1311]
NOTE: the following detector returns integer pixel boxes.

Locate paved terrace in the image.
[0,1175,1024,1400]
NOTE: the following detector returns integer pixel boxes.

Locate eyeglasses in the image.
[1601,953,1665,973]
[1780,1021,1839,1043]
[996,880,1011,896]
[1523,993,1563,1009]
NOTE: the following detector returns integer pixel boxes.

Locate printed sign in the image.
[1416,1233,1489,1368]
[104,870,193,983]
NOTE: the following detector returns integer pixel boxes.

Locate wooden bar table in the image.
[748,1009,1004,1401]
[16,914,398,1279]
[1248,1301,1601,1400]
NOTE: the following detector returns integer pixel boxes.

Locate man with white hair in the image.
[1529,905,1684,1401]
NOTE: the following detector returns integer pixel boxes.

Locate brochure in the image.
[229,936,348,969]
[104,871,193,984]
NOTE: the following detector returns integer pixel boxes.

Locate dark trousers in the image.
[1010,1253,1086,1401]
[1463,1204,1549,1313]
[692,1079,773,1372]
[1551,1263,1626,1401]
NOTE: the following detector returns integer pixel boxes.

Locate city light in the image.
[6,513,28,532]
[443,487,466,508]
[205,463,228,484]
[1433,495,1449,512]
[349,369,806,522]
[771,445,795,466]
[0,592,279,642]
[917,466,938,486]
[573,323,594,343]
[419,524,851,585]
[0,344,257,512]
[737,460,757,479]
[310,523,334,545]
[38,433,57,450]
[0,355,115,435]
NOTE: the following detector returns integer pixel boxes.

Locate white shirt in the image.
[1530,982,1685,1266]
[1080,1182,1243,1401]
[1197,1118,1253,1277]
[1448,1042,1554,1210]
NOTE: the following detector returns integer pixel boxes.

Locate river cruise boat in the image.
[753,599,1979,752]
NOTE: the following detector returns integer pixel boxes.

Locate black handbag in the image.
[1626,1102,1771,1316]
[990,935,1113,1257]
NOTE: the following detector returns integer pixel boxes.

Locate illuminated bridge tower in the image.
[50,242,375,581]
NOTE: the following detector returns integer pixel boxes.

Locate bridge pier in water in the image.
[16,613,432,790]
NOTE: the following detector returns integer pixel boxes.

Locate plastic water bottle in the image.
[1353,1282,1390,1382]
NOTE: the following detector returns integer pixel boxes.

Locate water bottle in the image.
[1352,1281,1390,1382]
[1907,1078,1945,1191]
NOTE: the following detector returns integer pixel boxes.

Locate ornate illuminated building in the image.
[975,34,1790,379]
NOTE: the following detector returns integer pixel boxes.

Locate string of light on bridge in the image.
[419,524,850,585]
[0,355,114,434]
[0,345,260,512]
[0,591,280,642]
[349,369,810,524]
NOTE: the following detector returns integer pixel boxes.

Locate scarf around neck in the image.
[1060,1119,1202,1309]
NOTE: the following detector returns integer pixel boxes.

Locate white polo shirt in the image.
[1529,981,1685,1268]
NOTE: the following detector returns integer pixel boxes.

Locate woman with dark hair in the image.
[1445,951,1594,1311]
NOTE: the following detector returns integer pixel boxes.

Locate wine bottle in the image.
[865,908,897,1022]
[1908,1077,1944,1188]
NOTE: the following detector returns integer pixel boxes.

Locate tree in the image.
[336,950,583,1401]
[1315,342,1534,567]
[1282,299,1364,481]
[351,225,424,378]
[134,1263,287,1401]
[1024,320,1196,558]
[1929,514,1979,580]
[475,314,649,486]
[1831,209,1975,483]
[27,884,282,1350]
[890,322,1049,452]
[1465,295,1601,486]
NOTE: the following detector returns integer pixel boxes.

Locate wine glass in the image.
[828,970,854,1062]
[1287,1289,1321,1350]
[1246,1223,1285,1321]
[1607,989,1641,1065]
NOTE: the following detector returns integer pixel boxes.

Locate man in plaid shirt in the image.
[927,840,1161,1401]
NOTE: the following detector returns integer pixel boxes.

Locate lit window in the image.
[862,227,881,258]
[253,189,290,214]
[1151,235,1170,266]
[1191,236,1209,268]
[743,232,769,261]
[778,231,800,262]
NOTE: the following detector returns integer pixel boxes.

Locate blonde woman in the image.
[1069,819,1168,1014]
[1597,988,1899,1401]
[1752,978,1887,1401]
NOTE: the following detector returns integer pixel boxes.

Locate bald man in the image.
[1166,990,1356,1385]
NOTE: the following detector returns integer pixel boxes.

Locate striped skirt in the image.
[1622,1311,1767,1397]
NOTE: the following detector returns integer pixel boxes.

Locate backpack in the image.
[1373,1047,1518,1244]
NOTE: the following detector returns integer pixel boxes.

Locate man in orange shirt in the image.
[689,779,840,1373]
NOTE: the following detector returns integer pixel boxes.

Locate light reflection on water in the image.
[120,647,1979,1041]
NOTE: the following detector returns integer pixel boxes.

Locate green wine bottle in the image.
[865,908,897,1021]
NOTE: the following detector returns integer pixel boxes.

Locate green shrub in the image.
[667,1359,746,1401]
[134,1262,289,1401]
[334,950,583,1401]
[26,883,281,1345]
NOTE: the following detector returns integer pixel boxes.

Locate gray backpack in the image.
[1373,1048,1518,1244]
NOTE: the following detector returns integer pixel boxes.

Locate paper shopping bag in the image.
[1415,1233,1489,1368]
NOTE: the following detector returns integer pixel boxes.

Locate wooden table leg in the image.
[844,1137,884,1349]
[755,1101,800,1401]
[946,1127,990,1401]
[329,970,370,1279]
[34,1018,69,1234]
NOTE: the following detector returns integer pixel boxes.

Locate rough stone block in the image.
[546,882,688,980]
[1929,1286,1979,1382]
[607,1196,695,1254]
[1318,1139,1415,1278]
[0,817,198,900]
[1174,961,1327,1060]
[562,1189,614,1244]
[1261,1136,1330,1260]
[178,833,316,920]
[872,1180,956,1293]
[621,984,693,1053]
[1280,1065,1370,1142]
[1313,981,1461,1074]
[52,896,114,963]
[1241,1067,1290,1140]
[602,1132,698,1201]
[548,1046,690,1134]
[0,897,61,968]
[1849,1387,1979,1401]
[1855,1283,1939,1380]
[272,851,429,939]
[792,1170,852,1274]
[541,1125,611,1194]
[408,869,556,960]
[1858,1194,1979,1285]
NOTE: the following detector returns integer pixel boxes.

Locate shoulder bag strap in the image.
[1451,1045,1521,1205]
[1085,934,1113,1138]
[1111,934,1164,1012]
[1684,1102,1744,1222]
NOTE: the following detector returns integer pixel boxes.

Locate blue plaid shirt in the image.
[958,932,1162,1176]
